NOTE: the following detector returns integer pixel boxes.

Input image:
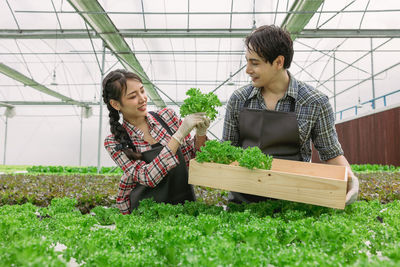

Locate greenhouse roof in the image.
[1,0,400,166]
[1,0,400,111]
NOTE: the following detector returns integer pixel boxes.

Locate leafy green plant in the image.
[25,165,122,175]
[91,206,119,225]
[0,165,30,174]
[196,140,243,165]
[351,164,400,173]
[2,199,400,266]
[180,88,222,120]
[238,146,273,170]
[196,140,273,170]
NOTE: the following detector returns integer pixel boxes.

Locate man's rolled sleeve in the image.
[312,96,344,161]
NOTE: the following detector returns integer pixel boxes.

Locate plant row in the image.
[1,197,400,266]
[3,162,398,176]
[0,173,119,213]
[351,164,400,173]
[1,171,399,213]
[25,165,123,174]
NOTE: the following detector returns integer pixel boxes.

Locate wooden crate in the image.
[188,158,348,209]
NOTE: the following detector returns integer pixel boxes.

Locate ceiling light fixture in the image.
[50,69,58,86]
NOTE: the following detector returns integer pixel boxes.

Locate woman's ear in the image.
[109,99,121,111]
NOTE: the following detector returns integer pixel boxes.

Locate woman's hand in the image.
[196,116,210,136]
[172,113,205,144]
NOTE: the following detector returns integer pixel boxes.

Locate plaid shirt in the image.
[104,108,197,214]
[222,71,343,162]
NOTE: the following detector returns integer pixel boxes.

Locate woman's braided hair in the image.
[102,69,142,160]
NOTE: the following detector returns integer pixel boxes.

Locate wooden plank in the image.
[271,158,347,180]
[189,159,347,209]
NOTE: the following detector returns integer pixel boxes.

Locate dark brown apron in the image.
[229,95,302,203]
[129,112,195,212]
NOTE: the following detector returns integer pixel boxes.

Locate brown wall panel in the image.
[312,106,400,165]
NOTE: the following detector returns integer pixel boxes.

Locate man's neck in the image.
[262,70,290,96]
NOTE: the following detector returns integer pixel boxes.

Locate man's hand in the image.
[345,173,359,205]
[325,155,359,206]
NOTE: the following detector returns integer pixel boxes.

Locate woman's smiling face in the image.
[118,79,148,121]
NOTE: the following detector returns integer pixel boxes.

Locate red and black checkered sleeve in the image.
[115,172,134,214]
[104,134,180,185]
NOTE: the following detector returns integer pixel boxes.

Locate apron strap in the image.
[243,89,253,108]
[149,111,173,135]
[289,99,295,112]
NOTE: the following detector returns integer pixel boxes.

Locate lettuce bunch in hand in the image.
[180,88,222,121]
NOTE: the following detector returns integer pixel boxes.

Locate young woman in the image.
[102,69,210,214]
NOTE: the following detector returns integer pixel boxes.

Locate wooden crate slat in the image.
[189,159,347,209]
[271,158,347,180]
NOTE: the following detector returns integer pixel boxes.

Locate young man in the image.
[222,25,358,205]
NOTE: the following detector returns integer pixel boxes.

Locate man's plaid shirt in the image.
[222,71,343,162]
[104,108,197,214]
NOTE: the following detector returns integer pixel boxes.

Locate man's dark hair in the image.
[245,25,293,69]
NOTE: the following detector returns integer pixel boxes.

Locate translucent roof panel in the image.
[306,0,400,30]
[1,0,399,109]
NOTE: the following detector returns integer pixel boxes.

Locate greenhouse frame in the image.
[1,1,400,266]
[1,0,399,168]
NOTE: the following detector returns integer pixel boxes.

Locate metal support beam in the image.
[2,106,16,164]
[1,101,98,106]
[298,29,400,38]
[0,63,90,108]
[281,0,324,40]
[97,43,106,173]
[13,9,400,15]
[79,115,83,166]
[370,38,376,109]
[317,38,392,90]
[2,100,228,106]
[2,116,8,165]
[0,101,14,108]
[331,61,400,99]
[67,0,166,108]
[333,51,337,119]
[2,29,400,39]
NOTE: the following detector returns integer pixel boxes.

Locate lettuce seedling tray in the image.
[189,158,348,209]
